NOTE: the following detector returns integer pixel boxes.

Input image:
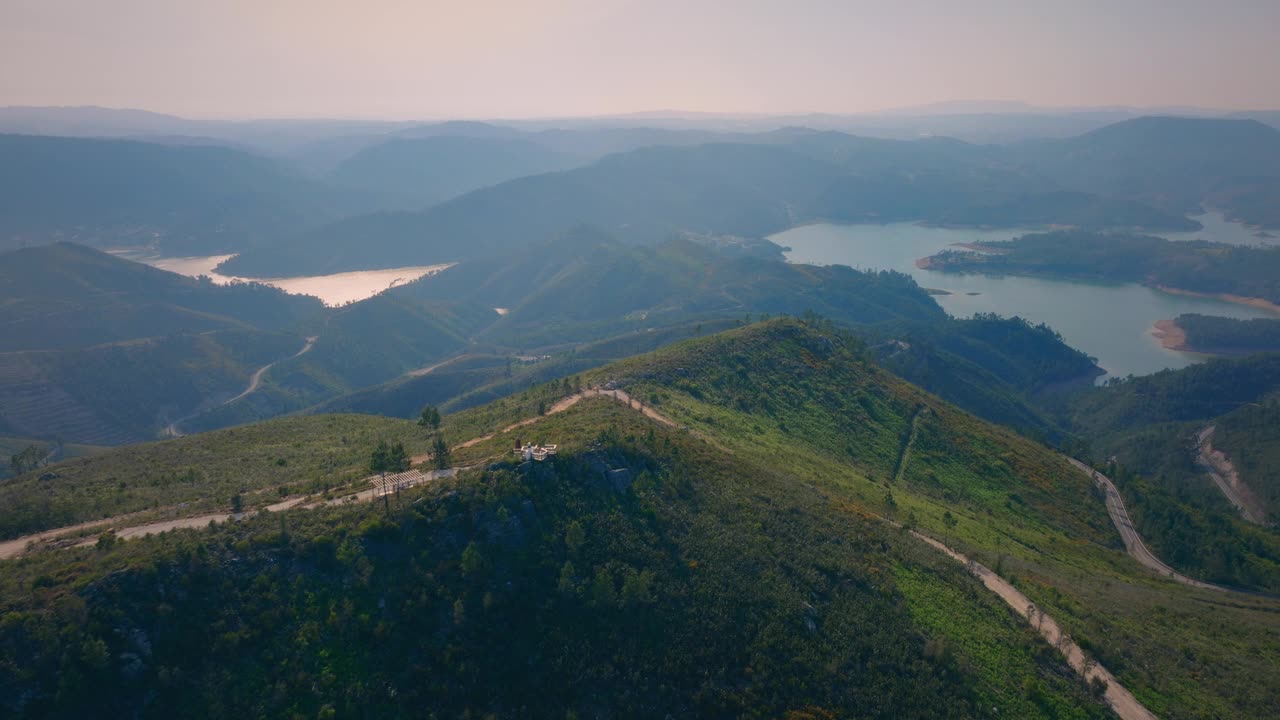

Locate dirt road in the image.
[910,530,1157,720]
[1066,458,1228,592]
[229,335,317,405]
[163,335,318,438]
[0,384,1166,718]
[3,469,468,559]
[1195,426,1267,525]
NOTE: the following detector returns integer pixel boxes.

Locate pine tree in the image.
[370,440,391,473]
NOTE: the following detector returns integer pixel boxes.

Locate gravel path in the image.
[1195,426,1267,525]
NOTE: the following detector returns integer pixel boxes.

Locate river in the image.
[772,211,1278,381]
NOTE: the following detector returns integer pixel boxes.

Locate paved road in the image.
[1066,457,1227,592]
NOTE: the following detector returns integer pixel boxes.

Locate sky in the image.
[1,0,1278,119]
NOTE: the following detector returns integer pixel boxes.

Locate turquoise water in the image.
[772,215,1277,381]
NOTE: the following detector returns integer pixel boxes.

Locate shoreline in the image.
[1152,285,1280,315]
[1151,319,1190,351]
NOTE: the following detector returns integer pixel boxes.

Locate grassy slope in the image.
[517,319,1277,719]
[422,318,1278,719]
[1063,356,1280,590]
[0,437,107,479]
[0,401,1107,719]
[7,319,1277,717]
[0,415,435,540]
[0,329,305,445]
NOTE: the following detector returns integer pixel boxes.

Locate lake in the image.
[120,253,453,307]
[772,212,1279,381]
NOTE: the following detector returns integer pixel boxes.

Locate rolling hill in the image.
[0,244,324,442]
[327,135,583,208]
[0,243,322,352]
[1015,116,1280,224]
[3,320,1275,718]
[222,118,1229,277]
[0,135,376,255]
[1062,354,1280,588]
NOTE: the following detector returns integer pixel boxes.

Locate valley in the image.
[8,3,1280,717]
[4,99,1280,719]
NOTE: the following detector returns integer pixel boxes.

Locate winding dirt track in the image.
[1195,426,1267,525]
[0,387,1174,718]
[229,335,318,405]
[909,530,1157,720]
[163,335,317,438]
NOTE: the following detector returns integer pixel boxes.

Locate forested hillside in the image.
[1173,313,1280,354]
[1012,116,1280,225]
[0,243,321,352]
[328,135,583,208]
[1063,355,1280,589]
[0,233,1103,447]
[5,320,1275,718]
[222,119,1216,278]
[925,231,1280,305]
[0,135,372,255]
[0,402,1109,719]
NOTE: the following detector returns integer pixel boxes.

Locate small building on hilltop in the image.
[514,438,558,462]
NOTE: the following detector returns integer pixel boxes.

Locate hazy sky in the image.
[2,0,1278,119]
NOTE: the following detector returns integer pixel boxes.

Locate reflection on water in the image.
[771,213,1278,381]
[122,253,453,307]
[1164,210,1280,248]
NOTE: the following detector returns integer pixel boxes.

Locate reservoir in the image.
[772,213,1278,381]
[115,253,453,307]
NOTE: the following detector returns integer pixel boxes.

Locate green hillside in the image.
[0,436,107,480]
[310,231,1098,438]
[0,400,1111,719]
[1063,354,1280,589]
[0,329,305,445]
[5,319,1276,718]
[0,414,435,540]
[0,243,322,352]
[1215,398,1280,521]
[0,244,333,442]
[1172,313,1280,354]
[924,231,1280,305]
[0,234,1099,448]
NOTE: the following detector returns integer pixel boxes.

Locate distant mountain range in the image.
[225,116,1280,277]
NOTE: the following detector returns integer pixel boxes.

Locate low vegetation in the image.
[0,415,434,540]
[0,399,1109,719]
[7,319,1278,718]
